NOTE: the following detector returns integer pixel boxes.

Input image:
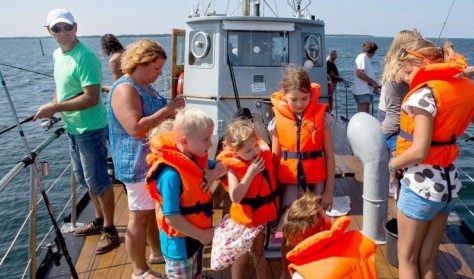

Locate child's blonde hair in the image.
[281,65,311,94]
[399,41,459,67]
[174,107,214,137]
[222,118,259,151]
[282,192,326,246]
[147,118,174,153]
[148,118,174,140]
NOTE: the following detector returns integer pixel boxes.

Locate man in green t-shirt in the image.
[34,9,119,254]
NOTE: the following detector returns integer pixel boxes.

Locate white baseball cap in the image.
[46,9,75,28]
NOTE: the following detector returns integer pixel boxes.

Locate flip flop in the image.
[131,269,164,279]
[147,256,165,264]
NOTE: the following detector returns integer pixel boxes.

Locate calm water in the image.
[0,35,473,277]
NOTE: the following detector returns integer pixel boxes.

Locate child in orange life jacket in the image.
[145,108,227,279]
[211,119,279,279]
[391,42,474,278]
[268,65,335,279]
[282,192,377,279]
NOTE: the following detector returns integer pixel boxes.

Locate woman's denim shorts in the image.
[397,181,458,221]
[353,93,373,104]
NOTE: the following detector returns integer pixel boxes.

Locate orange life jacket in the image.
[216,141,279,227]
[396,62,474,167]
[145,132,213,237]
[271,83,327,185]
[287,216,377,279]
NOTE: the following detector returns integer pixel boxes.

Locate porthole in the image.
[304,34,320,61]
[191,31,211,59]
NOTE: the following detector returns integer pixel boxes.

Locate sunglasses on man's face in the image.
[50,24,74,34]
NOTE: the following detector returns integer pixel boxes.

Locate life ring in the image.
[177,72,184,94]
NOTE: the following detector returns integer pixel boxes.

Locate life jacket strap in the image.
[443,166,453,203]
[282,150,323,160]
[180,201,213,217]
[385,131,398,140]
[240,191,279,210]
[399,129,457,146]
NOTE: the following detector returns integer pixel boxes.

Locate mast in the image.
[242,0,250,16]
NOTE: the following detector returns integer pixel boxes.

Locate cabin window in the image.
[189,30,213,66]
[227,31,289,67]
[302,33,322,68]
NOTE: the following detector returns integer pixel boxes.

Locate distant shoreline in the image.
[0,34,173,40]
[0,34,381,40]
[2,34,472,40]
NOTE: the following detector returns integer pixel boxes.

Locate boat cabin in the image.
[171,1,328,149]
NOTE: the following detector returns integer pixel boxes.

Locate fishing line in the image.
[0,69,78,279]
[435,0,456,46]
[0,62,53,78]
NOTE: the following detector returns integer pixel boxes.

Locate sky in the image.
[0,0,472,39]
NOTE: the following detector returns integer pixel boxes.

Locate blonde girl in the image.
[212,119,279,279]
[392,42,474,278]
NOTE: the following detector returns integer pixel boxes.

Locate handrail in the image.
[182,94,273,101]
[0,126,70,279]
[0,127,65,193]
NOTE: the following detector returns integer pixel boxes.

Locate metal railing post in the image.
[345,84,349,121]
[71,170,78,228]
[61,165,83,233]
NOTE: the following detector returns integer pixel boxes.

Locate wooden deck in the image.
[45,119,474,279]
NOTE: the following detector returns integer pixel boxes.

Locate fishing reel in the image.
[41,116,61,130]
[46,240,63,266]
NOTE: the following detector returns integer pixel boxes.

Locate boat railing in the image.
[333,79,353,122]
[0,127,81,279]
[456,166,474,220]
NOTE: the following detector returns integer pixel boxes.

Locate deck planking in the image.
[50,119,473,279]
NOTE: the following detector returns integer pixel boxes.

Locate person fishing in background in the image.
[101,34,125,92]
[326,50,345,111]
[352,41,379,113]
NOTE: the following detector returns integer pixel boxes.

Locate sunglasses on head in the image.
[50,24,74,33]
[399,48,427,60]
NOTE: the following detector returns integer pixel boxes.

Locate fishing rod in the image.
[0,116,62,136]
[227,53,242,110]
[435,0,456,46]
[0,115,34,136]
[0,62,53,78]
[0,69,79,279]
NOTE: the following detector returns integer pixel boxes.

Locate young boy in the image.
[145,108,226,278]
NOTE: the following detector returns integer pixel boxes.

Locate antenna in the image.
[287,0,311,18]
[436,0,456,46]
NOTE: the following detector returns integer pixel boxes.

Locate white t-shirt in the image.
[352,53,375,96]
[400,87,462,202]
[378,88,386,111]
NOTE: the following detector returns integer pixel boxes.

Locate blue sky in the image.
[1,0,472,39]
